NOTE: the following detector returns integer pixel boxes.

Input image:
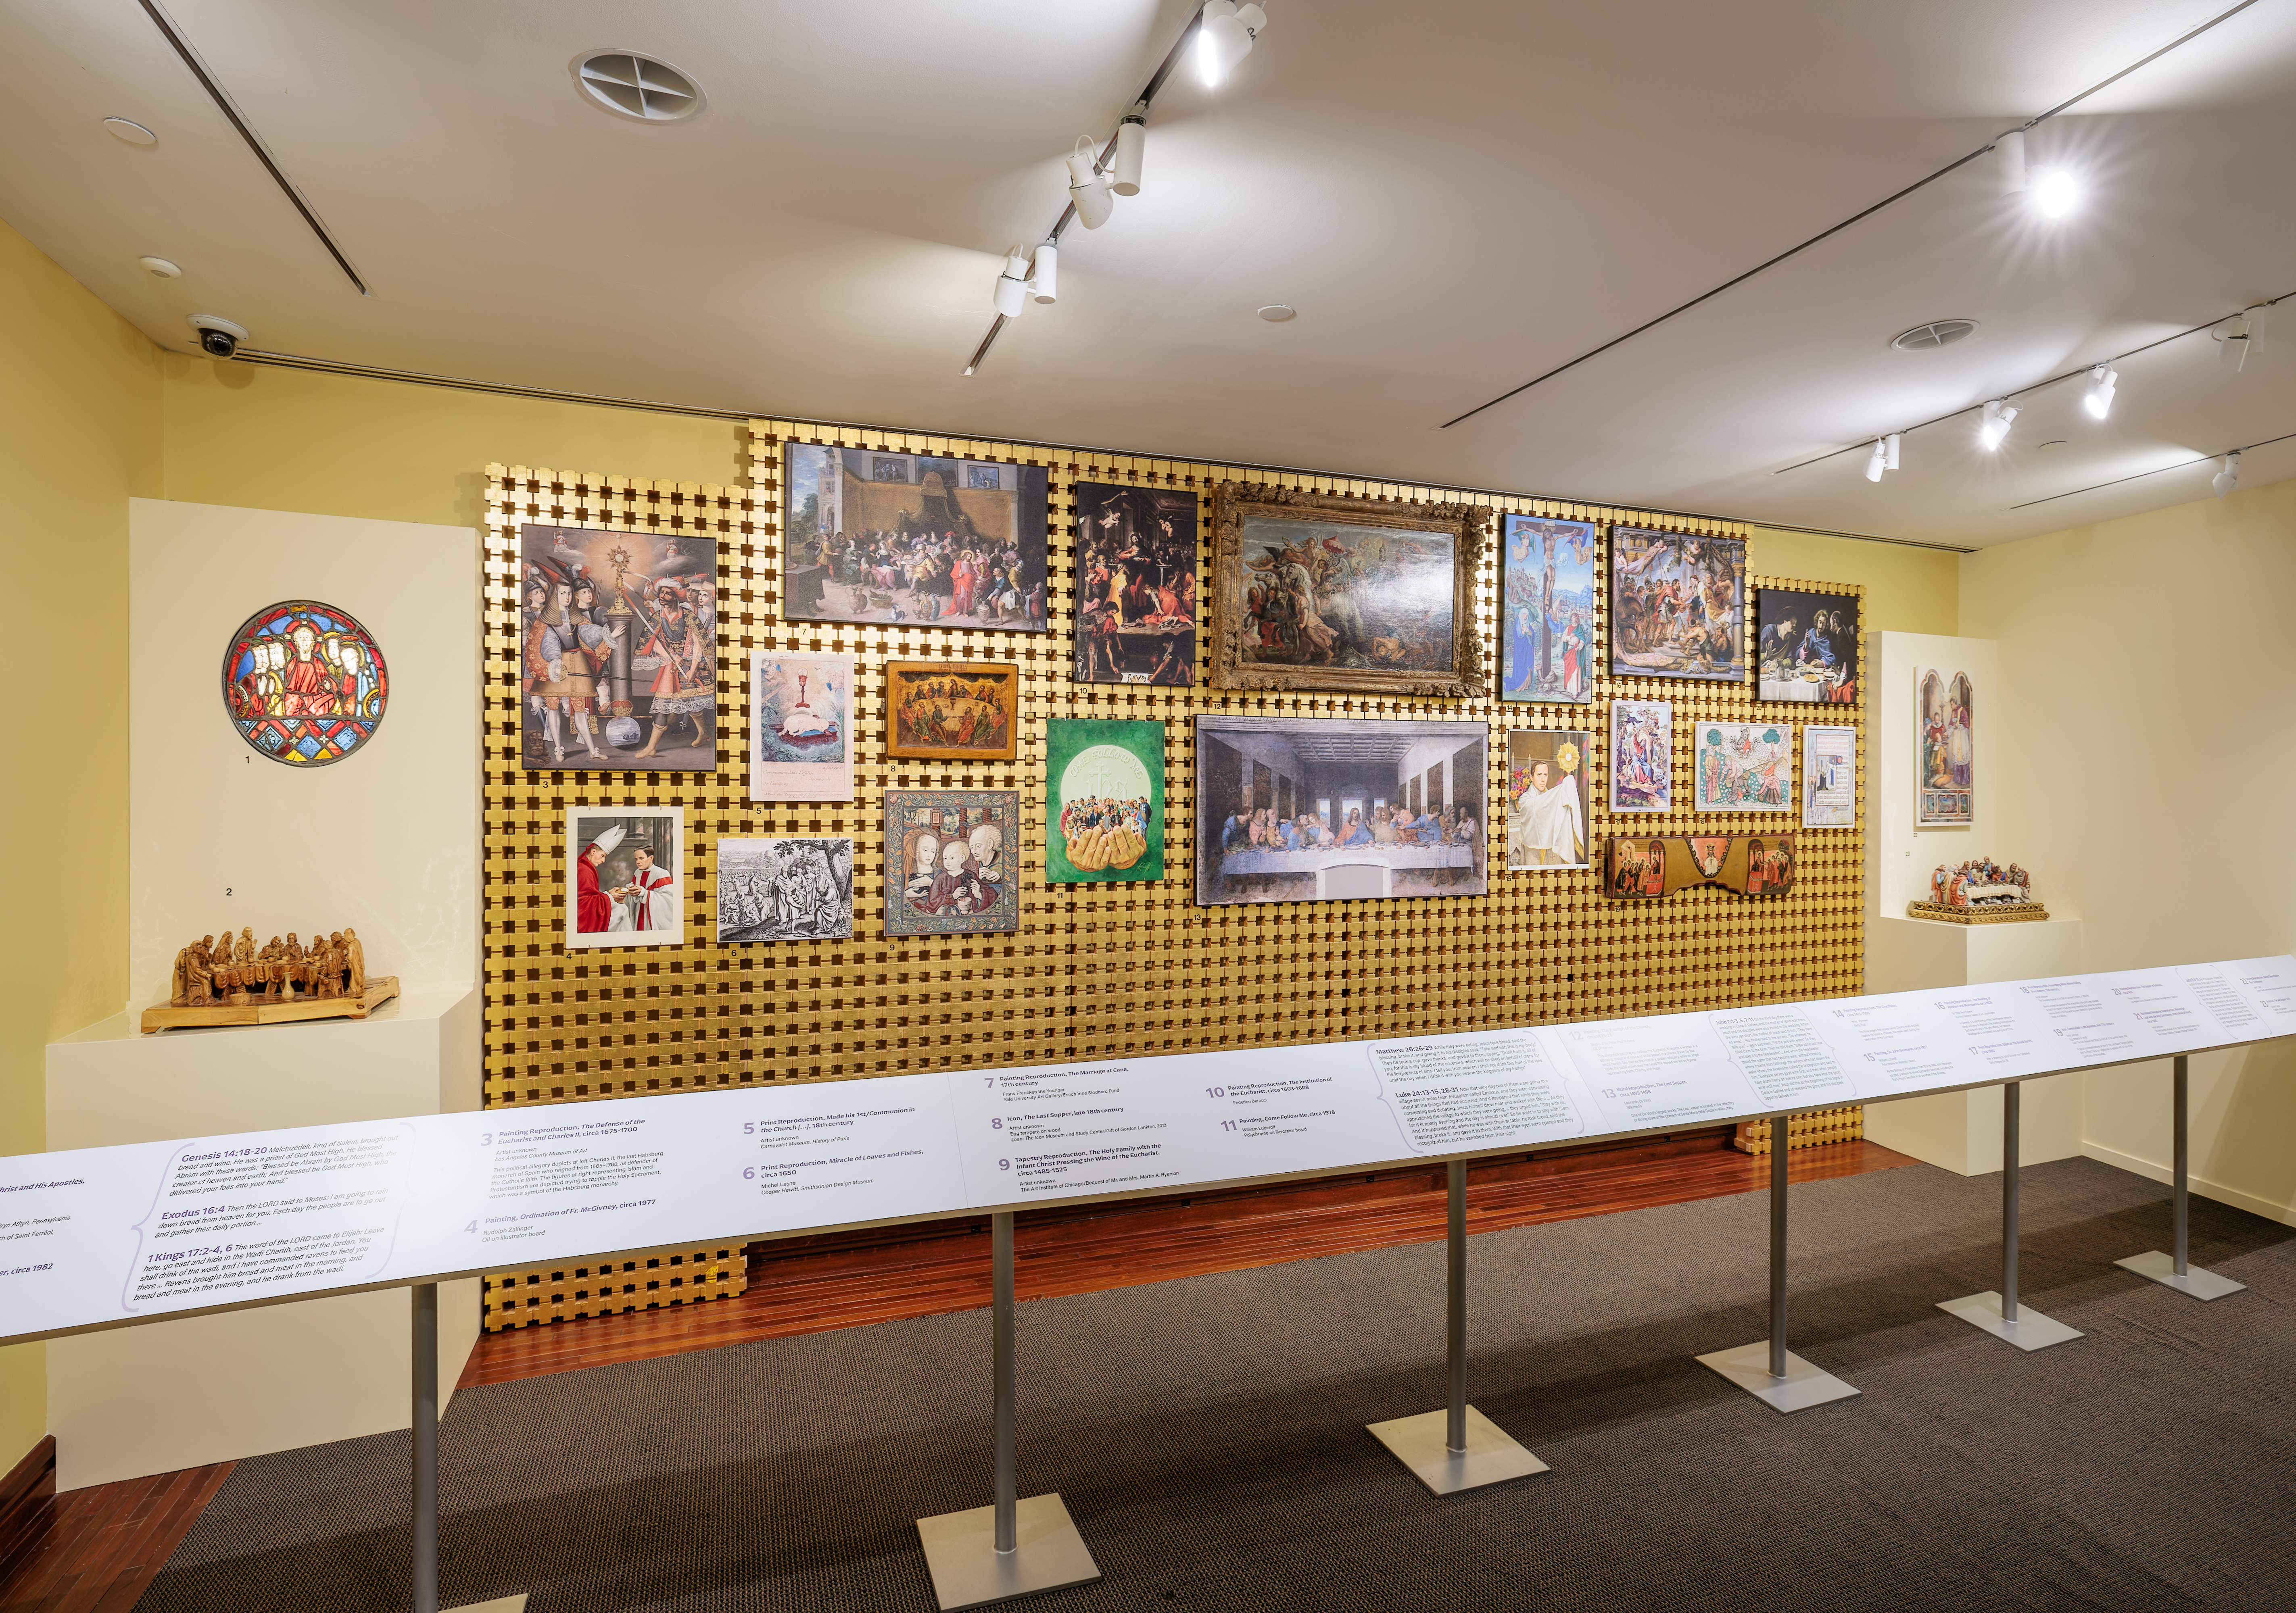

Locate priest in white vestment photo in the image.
[1508,757,1586,869]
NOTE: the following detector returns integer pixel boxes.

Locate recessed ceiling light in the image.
[139,256,182,279]
[1258,304,1296,322]
[103,117,157,146]
[570,52,704,122]
[1891,319,1978,352]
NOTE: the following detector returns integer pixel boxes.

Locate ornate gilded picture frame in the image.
[1210,481,1488,698]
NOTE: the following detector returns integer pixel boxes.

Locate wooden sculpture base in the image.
[140,976,401,1035]
[1906,902,2049,925]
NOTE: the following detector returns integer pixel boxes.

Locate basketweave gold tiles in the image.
[476,423,1864,1327]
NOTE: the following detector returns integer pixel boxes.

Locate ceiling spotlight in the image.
[2032,168,2079,218]
[992,249,1031,319]
[2083,364,2118,419]
[1113,103,1146,197]
[2216,308,2265,370]
[1864,440,1887,482]
[1995,129,2026,195]
[1197,0,1267,87]
[1029,241,1058,305]
[1067,137,1114,229]
[2213,451,2241,498]
[1978,399,2018,450]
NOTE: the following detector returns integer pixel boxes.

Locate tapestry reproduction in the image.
[1693,721,1793,812]
[782,444,1049,630]
[749,651,852,802]
[717,837,854,942]
[1500,516,1598,704]
[1916,667,1974,825]
[564,807,685,950]
[1074,482,1198,685]
[1608,700,1673,813]
[1757,586,1859,704]
[1505,729,1591,870]
[1608,527,1746,683]
[885,661,1020,761]
[885,791,1020,936]
[519,523,716,772]
[1046,719,1165,883]
[1195,715,1487,906]
[222,599,388,767]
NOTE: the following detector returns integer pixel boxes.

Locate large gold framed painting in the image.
[1211,482,1488,697]
[1196,715,1488,905]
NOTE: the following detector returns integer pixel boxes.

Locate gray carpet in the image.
[138,1158,2296,1612]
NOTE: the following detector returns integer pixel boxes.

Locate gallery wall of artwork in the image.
[476,426,1867,1121]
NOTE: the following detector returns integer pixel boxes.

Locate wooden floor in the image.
[0,1133,1913,1613]
[461,1134,1915,1388]
[0,1464,234,1613]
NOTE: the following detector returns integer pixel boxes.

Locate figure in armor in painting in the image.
[526,575,622,765]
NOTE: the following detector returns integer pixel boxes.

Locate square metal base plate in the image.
[916,1492,1101,1611]
[2116,1249,2247,1301]
[1365,1404,1551,1495]
[1695,1341,1860,1412]
[1937,1290,2083,1350]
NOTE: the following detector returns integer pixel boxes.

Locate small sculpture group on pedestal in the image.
[1929,858,2032,910]
[171,925,367,1008]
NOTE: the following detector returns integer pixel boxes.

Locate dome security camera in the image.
[188,314,249,358]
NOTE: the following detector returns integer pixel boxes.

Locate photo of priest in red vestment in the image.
[575,823,624,934]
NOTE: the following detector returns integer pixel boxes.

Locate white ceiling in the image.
[5,0,2292,546]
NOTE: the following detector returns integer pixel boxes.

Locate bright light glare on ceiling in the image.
[2032,169,2079,218]
[1978,399,2018,450]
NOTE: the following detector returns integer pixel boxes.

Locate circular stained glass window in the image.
[222,600,389,767]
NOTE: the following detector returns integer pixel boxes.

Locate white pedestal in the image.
[1863,916,2086,1175]
[44,988,480,1491]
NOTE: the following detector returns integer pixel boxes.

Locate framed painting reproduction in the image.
[519,523,716,772]
[1506,729,1591,870]
[885,791,1019,936]
[1757,586,1860,704]
[717,837,854,942]
[1075,481,1198,686]
[1500,516,1598,704]
[564,807,685,950]
[1608,700,1672,813]
[749,651,852,802]
[1917,667,1974,825]
[1194,715,1487,906]
[1693,722,1793,812]
[1802,725,1856,829]
[781,444,1049,630]
[1046,718,1165,883]
[1608,527,1746,683]
[884,661,1019,762]
[1210,481,1488,698]
[223,599,388,766]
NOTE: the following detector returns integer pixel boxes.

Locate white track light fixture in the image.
[1863,433,1902,482]
[1996,129,2027,194]
[1978,399,2018,450]
[1887,432,1902,471]
[992,248,1031,318]
[2213,451,2242,498]
[2216,308,2265,369]
[1197,0,1267,87]
[2083,364,2118,419]
[1113,102,1146,196]
[1067,137,1115,229]
[1029,241,1058,304]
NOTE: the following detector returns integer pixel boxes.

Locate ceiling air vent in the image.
[571,52,703,122]
[1891,319,1979,352]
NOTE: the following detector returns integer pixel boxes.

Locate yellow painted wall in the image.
[159,358,744,528]
[1963,481,2296,1223]
[0,219,163,1459]
[1749,527,1958,636]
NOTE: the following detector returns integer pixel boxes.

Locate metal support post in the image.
[2116,1056,2247,1300]
[410,1284,527,1613]
[916,1213,1100,1609]
[1367,1160,1547,1493]
[1696,1113,1859,1411]
[1939,1083,2082,1349]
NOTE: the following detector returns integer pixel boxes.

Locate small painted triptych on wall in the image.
[1917,667,1974,825]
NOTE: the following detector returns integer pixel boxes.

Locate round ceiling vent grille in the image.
[1891,319,1979,351]
[571,52,703,122]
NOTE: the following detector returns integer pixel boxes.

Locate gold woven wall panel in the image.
[480,434,1864,1113]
